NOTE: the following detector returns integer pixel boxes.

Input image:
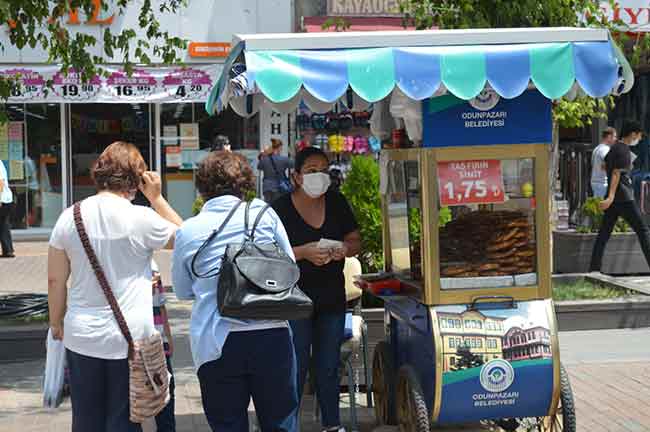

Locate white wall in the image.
[1,0,294,64]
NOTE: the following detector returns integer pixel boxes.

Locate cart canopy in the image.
[206,28,633,116]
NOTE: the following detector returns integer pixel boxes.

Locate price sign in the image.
[1,68,46,101]
[52,69,102,100]
[162,68,212,100]
[437,160,505,207]
[106,70,157,99]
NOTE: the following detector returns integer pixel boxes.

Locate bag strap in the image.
[73,202,135,360]
[244,200,271,241]
[269,155,289,181]
[191,200,243,279]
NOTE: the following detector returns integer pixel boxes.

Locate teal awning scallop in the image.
[207,29,632,115]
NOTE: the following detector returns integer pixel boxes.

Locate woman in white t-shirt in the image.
[48,141,182,432]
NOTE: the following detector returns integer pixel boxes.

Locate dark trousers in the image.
[290,313,346,429]
[590,200,650,271]
[155,356,176,432]
[197,328,298,432]
[0,202,14,255]
[66,349,142,432]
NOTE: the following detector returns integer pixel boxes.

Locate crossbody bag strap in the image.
[249,203,271,242]
[269,155,289,181]
[73,202,135,360]
[191,200,243,278]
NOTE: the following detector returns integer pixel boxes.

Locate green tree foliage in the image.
[398,0,644,129]
[340,155,384,272]
[0,0,188,120]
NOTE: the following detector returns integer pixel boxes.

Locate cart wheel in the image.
[396,365,430,432]
[544,364,577,432]
[372,341,397,425]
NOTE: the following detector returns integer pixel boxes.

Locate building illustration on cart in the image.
[437,304,552,372]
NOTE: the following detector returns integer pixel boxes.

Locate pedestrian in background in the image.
[590,120,650,272]
[258,138,294,203]
[272,147,361,432]
[152,260,176,432]
[47,141,182,432]
[591,127,617,198]
[172,150,298,432]
[0,159,15,258]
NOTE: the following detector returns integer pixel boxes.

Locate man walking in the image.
[0,160,15,258]
[591,127,617,198]
[590,120,650,272]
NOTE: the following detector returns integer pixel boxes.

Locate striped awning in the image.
[206,29,633,116]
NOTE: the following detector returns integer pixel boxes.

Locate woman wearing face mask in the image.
[47,141,182,431]
[272,146,361,432]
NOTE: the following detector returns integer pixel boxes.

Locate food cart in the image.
[206,28,633,432]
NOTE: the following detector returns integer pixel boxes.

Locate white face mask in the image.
[301,173,331,198]
[631,138,640,146]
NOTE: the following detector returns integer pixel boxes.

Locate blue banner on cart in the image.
[435,300,555,424]
[423,89,552,147]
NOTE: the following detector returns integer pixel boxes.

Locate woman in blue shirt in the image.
[172,150,298,432]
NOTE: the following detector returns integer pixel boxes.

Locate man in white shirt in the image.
[591,127,617,198]
[0,160,14,258]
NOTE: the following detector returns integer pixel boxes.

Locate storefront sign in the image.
[327,0,401,16]
[165,146,182,168]
[0,64,222,103]
[594,1,650,32]
[423,90,552,147]
[437,160,505,207]
[188,42,231,58]
[435,300,555,424]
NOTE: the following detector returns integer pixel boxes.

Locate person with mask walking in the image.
[0,160,15,258]
[590,120,650,272]
[591,127,617,198]
[272,147,361,432]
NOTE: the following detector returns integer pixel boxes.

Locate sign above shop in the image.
[596,0,650,32]
[437,160,506,207]
[423,90,552,148]
[0,64,221,104]
[327,0,401,16]
[188,42,231,58]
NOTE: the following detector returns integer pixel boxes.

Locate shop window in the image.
[438,158,537,289]
[386,159,422,280]
[160,104,259,220]
[449,338,456,348]
[4,104,62,229]
[450,357,456,366]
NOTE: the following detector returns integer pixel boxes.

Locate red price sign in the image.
[438,160,505,206]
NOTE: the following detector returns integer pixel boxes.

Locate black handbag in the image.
[269,155,293,194]
[191,200,313,321]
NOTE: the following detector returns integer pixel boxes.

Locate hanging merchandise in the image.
[344,136,355,153]
[354,136,369,154]
[314,134,329,149]
[311,113,328,130]
[339,113,354,130]
[327,113,340,132]
[370,99,392,141]
[392,128,406,148]
[328,134,345,153]
[390,88,423,143]
[354,111,370,128]
[369,136,381,153]
[297,139,309,152]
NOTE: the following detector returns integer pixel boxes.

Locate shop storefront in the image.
[1,0,293,235]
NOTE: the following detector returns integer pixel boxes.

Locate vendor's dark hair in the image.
[195,151,254,200]
[295,146,328,172]
[621,120,642,138]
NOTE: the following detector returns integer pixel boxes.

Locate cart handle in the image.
[469,296,516,310]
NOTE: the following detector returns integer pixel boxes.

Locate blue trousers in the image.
[197,328,298,432]
[290,313,346,429]
[66,349,142,432]
[155,356,176,432]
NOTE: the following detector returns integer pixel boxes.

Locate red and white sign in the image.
[594,1,650,33]
[438,160,505,207]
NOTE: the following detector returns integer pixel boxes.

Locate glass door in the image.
[69,103,153,202]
